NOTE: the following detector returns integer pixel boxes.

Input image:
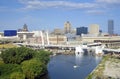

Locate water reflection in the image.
[41,54,101,79]
[74,54,82,68]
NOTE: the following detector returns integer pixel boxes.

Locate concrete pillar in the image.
[69,48,71,50]
[40,31,44,46]
[46,31,50,45]
[23,34,27,40]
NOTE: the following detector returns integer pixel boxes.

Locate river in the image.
[41,54,102,79]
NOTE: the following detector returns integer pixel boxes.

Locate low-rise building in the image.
[82,36,120,48]
[49,35,67,45]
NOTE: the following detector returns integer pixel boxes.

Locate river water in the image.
[41,54,102,79]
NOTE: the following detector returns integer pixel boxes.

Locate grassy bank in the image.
[86,55,120,79]
[0,43,17,49]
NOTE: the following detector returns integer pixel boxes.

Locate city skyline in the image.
[0,0,120,34]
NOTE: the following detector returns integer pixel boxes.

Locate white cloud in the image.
[86,10,105,15]
[96,0,120,9]
[96,0,120,4]
[18,0,120,15]
[0,6,16,12]
[19,0,99,10]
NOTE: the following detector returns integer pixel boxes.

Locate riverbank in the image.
[46,49,75,55]
[86,55,120,79]
[0,43,17,49]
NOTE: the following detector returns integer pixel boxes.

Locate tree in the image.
[0,47,50,79]
[10,72,25,79]
[0,64,22,79]
[34,50,51,64]
[21,59,46,79]
[1,47,34,64]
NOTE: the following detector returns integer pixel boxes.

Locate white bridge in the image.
[15,42,120,56]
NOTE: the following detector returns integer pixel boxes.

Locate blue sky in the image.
[0,0,120,34]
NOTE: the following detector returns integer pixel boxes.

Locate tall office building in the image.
[64,21,71,34]
[89,24,99,35]
[108,20,114,35]
[76,27,88,36]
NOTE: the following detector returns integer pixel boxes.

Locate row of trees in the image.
[0,47,51,79]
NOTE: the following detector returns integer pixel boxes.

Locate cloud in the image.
[19,0,100,10]
[96,0,120,4]
[18,0,120,15]
[86,10,105,15]
[96,0,120,9]
[0,6,16,12]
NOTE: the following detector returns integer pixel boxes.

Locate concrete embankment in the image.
[86,55,120,79]
[45,49,75,55]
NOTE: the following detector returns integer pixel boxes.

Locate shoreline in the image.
[86,55,120,79]
[46,49,75,55]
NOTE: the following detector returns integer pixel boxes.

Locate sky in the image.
[0,0,120,34]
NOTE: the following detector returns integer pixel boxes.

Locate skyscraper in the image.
[108,20,114,35]
[76,27,88,36]
[64,21,71,34]
[89,24,99,35]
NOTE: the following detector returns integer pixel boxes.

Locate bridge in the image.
[103,48,120,55]
[15,43,120,55]
[19,44,76,50]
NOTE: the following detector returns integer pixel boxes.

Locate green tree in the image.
[1,46,34,64]
[21,59,46,79]
[34,50,51,64]
[0,64,22,79]
[0,47,50,79]
[10,72,25,79]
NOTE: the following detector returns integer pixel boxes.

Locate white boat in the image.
[73,65,79,68]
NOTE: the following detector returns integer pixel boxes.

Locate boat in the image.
[73,65,79,68]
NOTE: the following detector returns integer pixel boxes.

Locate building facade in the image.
[76,27,88,36]
[82,36,120,48]
[18,24,29,32]
[89,24,99,35]
[108,20,114,35]
[49,35,67,45]
[64,21,71,34]
[53,28,64,35]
